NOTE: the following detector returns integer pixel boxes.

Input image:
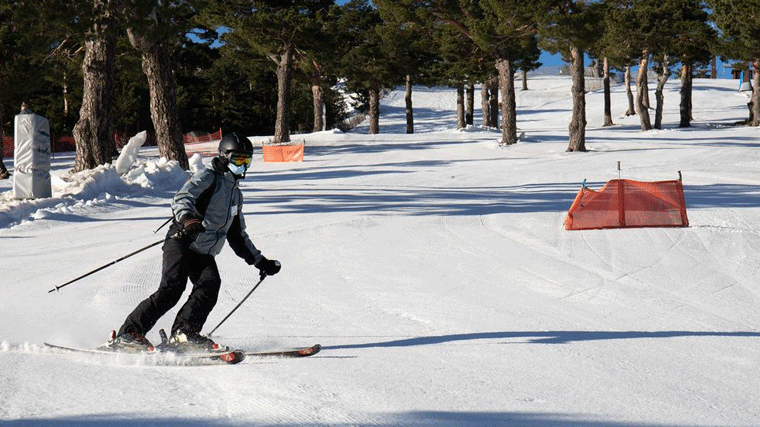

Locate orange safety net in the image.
[2,136,12,158]
[262,144,304,162]
[183,128,222,144]
[183,129,223,157]
[565,179,689,230]
[4,135,77,157]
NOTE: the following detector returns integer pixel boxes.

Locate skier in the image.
[107,133,281,352]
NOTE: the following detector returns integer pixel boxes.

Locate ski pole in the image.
[208,271,268,336]
[154,216,174,234]
[48,238,164,293]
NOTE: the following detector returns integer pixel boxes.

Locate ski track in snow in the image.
[2,76,760,426]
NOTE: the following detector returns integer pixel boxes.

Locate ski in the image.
[43,342,245,365]
[245,343,321,358]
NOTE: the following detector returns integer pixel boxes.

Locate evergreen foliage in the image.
[711,0,760,125]
[0,0,746,170]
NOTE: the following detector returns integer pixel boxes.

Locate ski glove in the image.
[256,257,281,277]
[181,215,205,238]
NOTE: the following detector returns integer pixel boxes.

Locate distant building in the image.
[731,64,753,80]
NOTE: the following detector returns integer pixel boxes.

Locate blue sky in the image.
[539,50,735,79]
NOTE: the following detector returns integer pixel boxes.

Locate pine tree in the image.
[220,0,334,142]
[374,0,439,133]
[516,36,542,92]
[600,2,641,118]
[538,0,603,152]
[463,0,540,145]
[710,0,760,126]
[335,0,396,134]
[0,1,19,178]
[670,1,714,128]
[71,0,122,172]
[123,0,199,170]
[427,19,489,129]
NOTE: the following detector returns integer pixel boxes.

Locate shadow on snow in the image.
[325,330,760,350]
[0,411,718,427]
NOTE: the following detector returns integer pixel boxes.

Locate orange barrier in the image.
[2,136,12,158]
[262,144,304,162]
[565,178,689,230]
[2,129,223,159]
[54,136,76,153]
[183,128,222,144]
[3,135,76,157]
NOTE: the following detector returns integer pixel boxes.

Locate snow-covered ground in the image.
[1,76,759,426]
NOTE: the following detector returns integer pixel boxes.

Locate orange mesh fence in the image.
[53,136,76,153]
[3,135,78,158]
[565,179,688,230]
[183,128,222,144]
[183,129,223,158]
[262,144,304,162]
[2,136,12,158]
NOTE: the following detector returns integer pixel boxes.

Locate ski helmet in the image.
[218,133,254,178]
[218,132,254,157]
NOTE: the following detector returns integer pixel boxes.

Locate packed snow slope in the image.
[1,76,759,426]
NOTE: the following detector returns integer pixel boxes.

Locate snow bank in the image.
[0,157,190,229]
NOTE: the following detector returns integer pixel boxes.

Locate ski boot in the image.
[167,329,228,353]
[99,329,155,353]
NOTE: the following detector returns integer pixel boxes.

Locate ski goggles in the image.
[229,153,252,168]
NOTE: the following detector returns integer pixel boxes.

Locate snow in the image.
[114,131,148,175]
[1,76,759,426]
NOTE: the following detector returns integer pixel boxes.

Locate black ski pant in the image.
[118,234,221,337]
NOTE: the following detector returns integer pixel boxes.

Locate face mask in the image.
[228,162,247,177]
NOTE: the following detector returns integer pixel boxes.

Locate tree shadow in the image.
[685,183,760,208]
[325,330,760,350]
[243,173,760,217]
[2,409,732,426]
[243,181,581,216]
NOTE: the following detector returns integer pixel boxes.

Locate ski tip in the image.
[219,351,246,364]
[243,343,322,358]
[300,344,322,356]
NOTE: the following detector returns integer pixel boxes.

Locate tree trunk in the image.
[369,83,380,134]
[495,58,517,145]
[711,56,717,79]
[456,84,465,129]
[405,74,414,134]
[654,55,670,130]
[522,68,528,91]
[73,36,117,172]
[481,81,490,127]
[744,62,751,83]
[603,57,614,127]
[752,59,760,126]
[488,78,499,128]
[272,43,294,143]
[128,30,188,170]
[63,72,70,125]
[679,61,692,128]
[642,56,651,109]
[311,80,324,133]
[0,102,8,179]
[625,65,635,116]
[635,52,652,131]
[466,83,474,126]
[567,46,586,152]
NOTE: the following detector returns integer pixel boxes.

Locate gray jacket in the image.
[171,159,263,265]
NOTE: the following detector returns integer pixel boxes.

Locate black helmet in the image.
[218,132,254,156]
